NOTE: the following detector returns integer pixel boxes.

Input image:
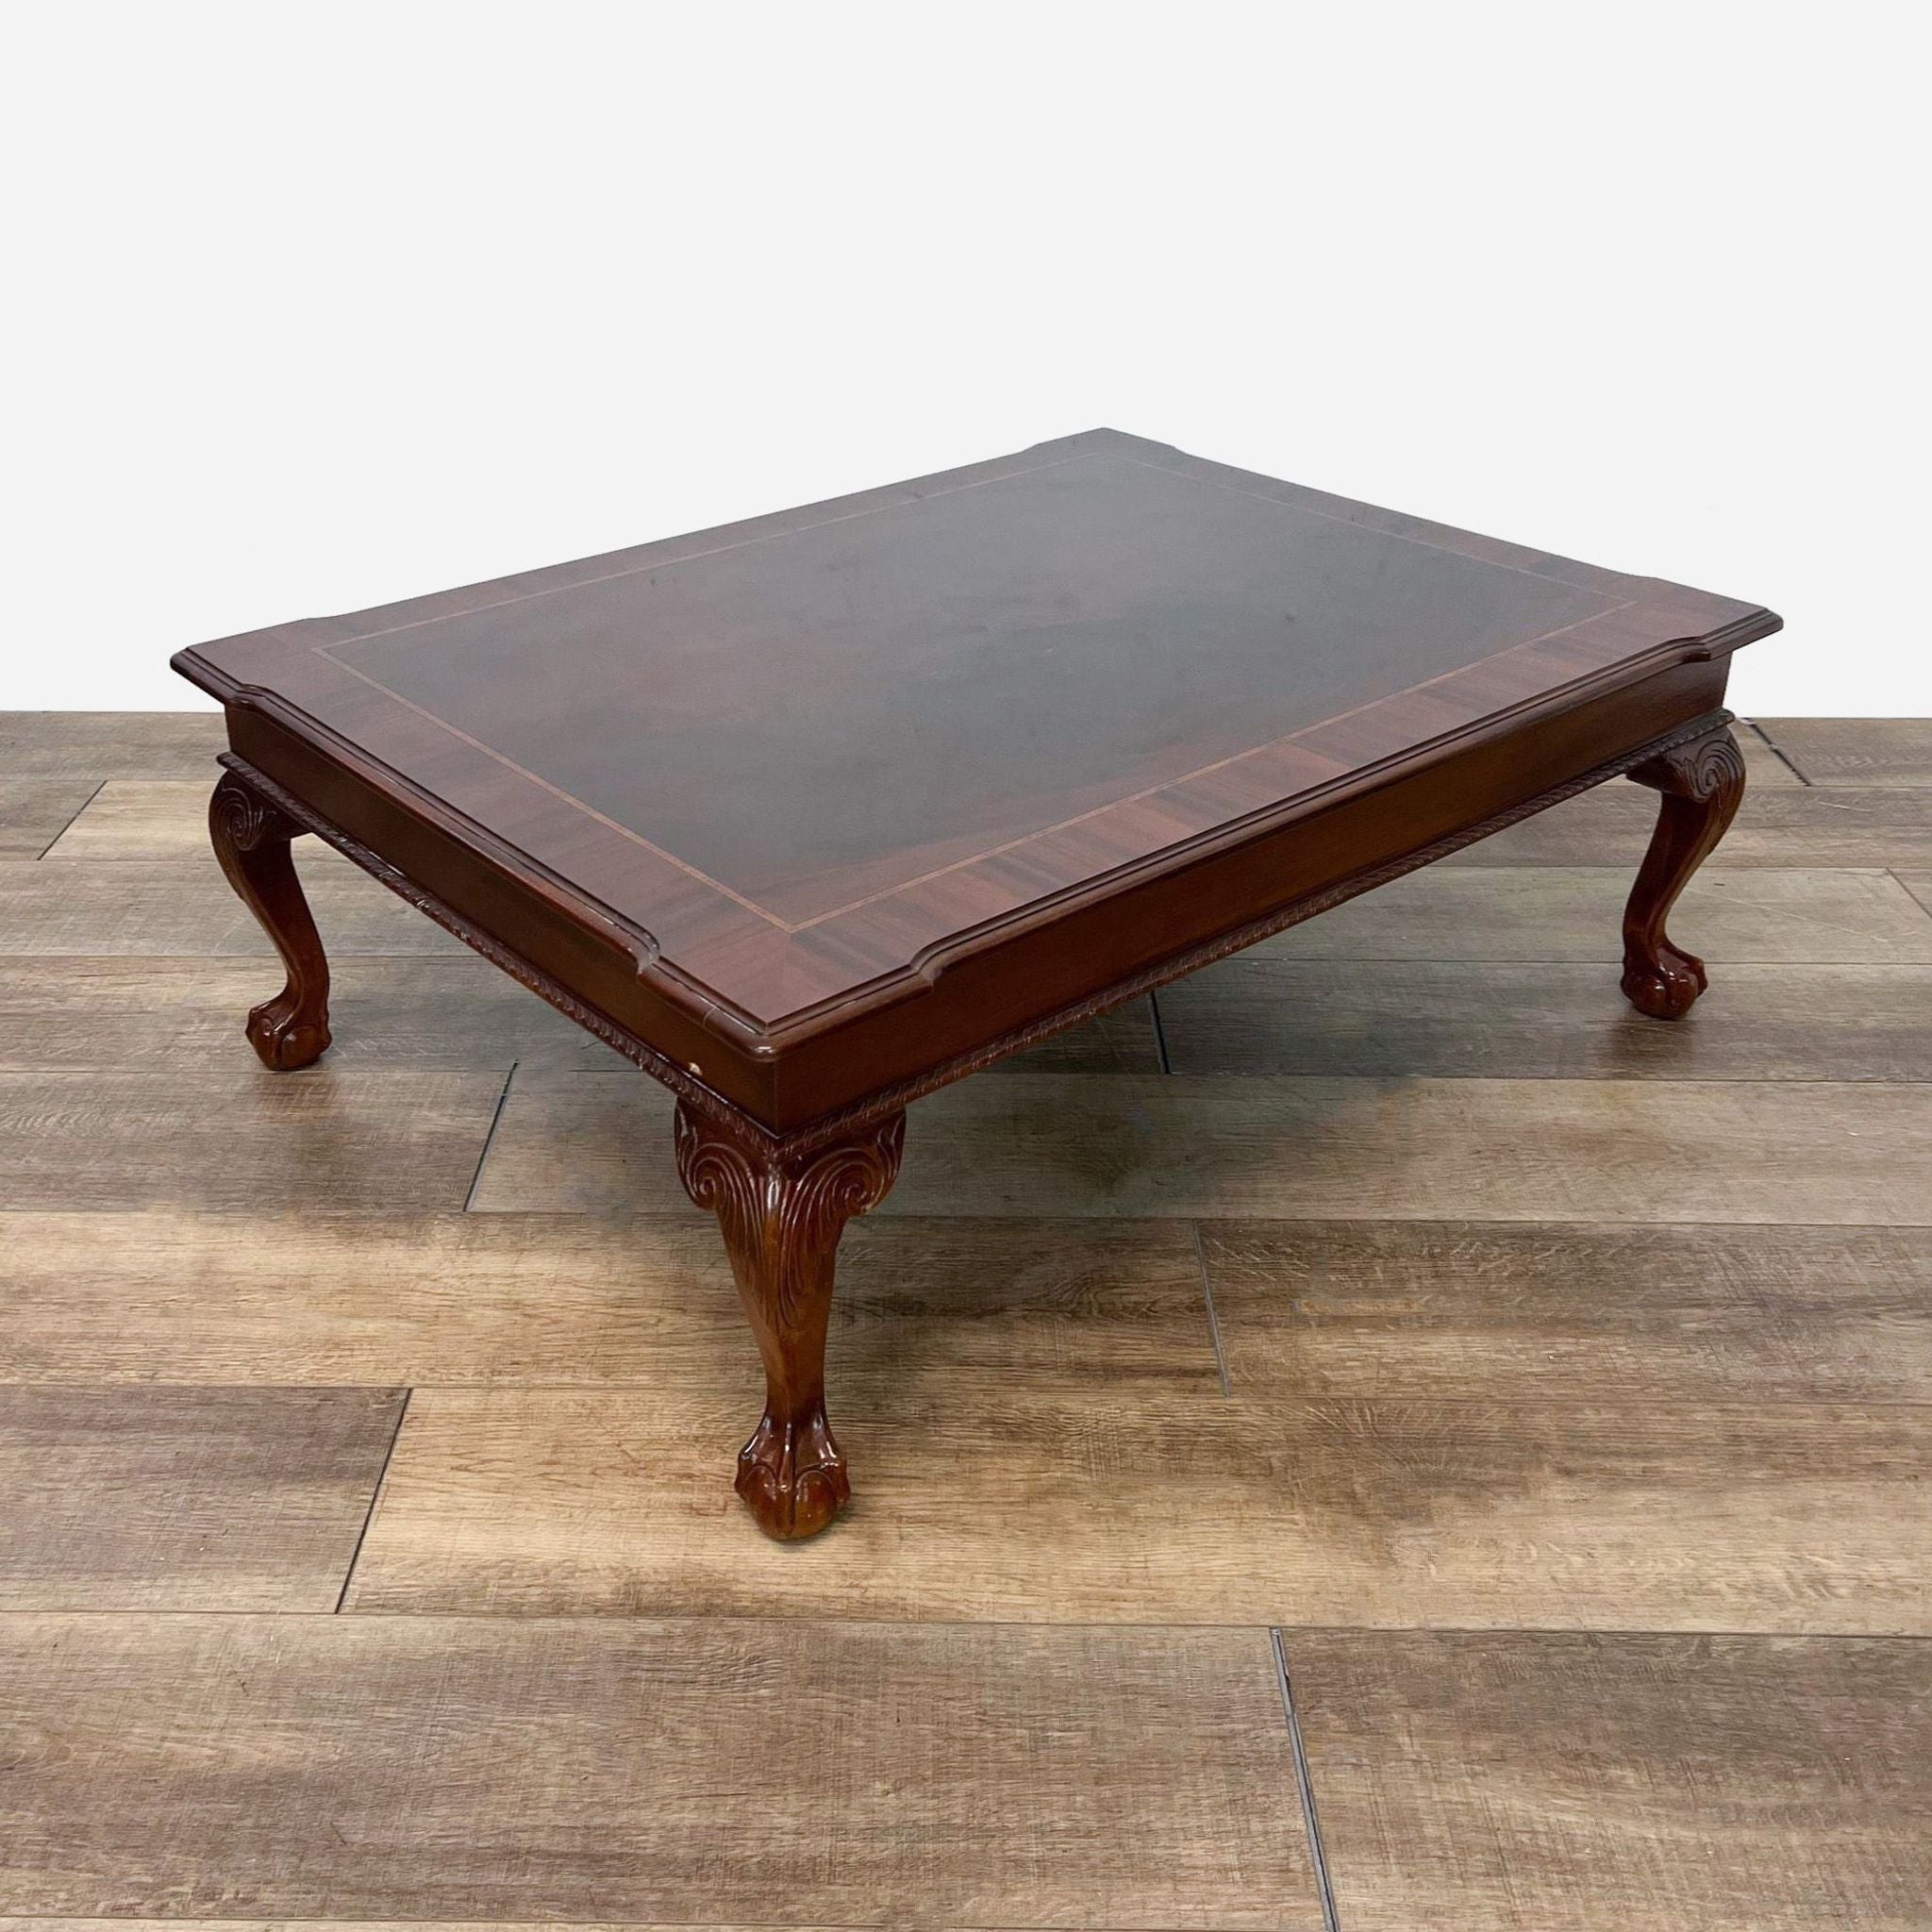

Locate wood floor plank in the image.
[1755,717,1932,787]
[1286,1630,1932,1932]
[0,955,621,1071]
[1441,782,1932,869]
[0,782,98,859]
[0,1615,1319,1926]
[348,1382,1930,1630]
[0,1386,403,1610]
[1736,720,1804,787]
[1249,866,1932,960]
[0,856,458,955]
[1899,873,1932,920]
[0,1924,947,1932]
[0,951,1152,1075]
[0,1209,1215,1388]
[40,777,228,858]
[0,1069,508,1211]
[1198,1221,1932,1403]
[0,711,225,778]
[1156,959,1932,1078]
[472,1070,1932,1224]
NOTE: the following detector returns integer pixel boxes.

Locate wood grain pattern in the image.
[348,1382,1931,1630]
[1755,717,1932,786]
[1249,865,1932,960]
[1443,781,1932,868]
[1197,1221,1932,1402]
[1286,1631,1932,1932]
[0,1386,403,1609]
[0,856,459,955]
[0,1614,1320,1925]
[1156,959,1932,1079]
[0,1068,507,1210]
[0,780,97,858]
[472,1070,1932,1225]
[0,709,224,777]
[1900,873,1932,920]
[0,1924,931,1932]
[0,1210,1215,1388]
[38,777,225,857]
[0,956,611,1071]
[37,776,211,854]
[0,954,1154,1074]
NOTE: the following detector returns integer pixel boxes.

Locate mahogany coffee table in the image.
[174,429,1778,1538]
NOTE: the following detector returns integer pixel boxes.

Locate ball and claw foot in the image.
[245,988,334,1071]
[675,1100,905,1541]
[1620,721,1746,1022]
[1620,939,1707,1021]
[736,1409,852,1541]
[208,768,334,1073]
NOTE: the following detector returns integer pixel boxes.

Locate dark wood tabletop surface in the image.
[174,429,1777,1537]
[176,428,1775,1127]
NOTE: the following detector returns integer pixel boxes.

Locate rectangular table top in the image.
[176,428,1776,1126]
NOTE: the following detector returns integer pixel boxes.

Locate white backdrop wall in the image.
[3,2,1923,714]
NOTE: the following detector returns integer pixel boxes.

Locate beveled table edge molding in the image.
[219,703,1732,1156]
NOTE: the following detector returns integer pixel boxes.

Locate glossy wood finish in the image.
[1620,720,1747,1017]
[674,1101,905,1538]
[172,432,1778,1534]
[174,429,1778,1126]
[208,768,333,1069]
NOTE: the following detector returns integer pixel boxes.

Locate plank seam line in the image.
[1745,719,1815,787]
[1148,988,1174,1074]
[1890,868,1932,927]
[1274,1626,1342,1932]
[462,1064,516,1213]
[334,1388,411,1614]
[32,779,104,859]
[1191,1223,1232,1398]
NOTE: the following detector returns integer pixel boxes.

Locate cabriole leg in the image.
[675,1100,905,1539]
[208,768,333,1070]
[1620,723,1746,1019]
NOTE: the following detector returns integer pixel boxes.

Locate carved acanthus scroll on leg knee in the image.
[208,769,334,1070]
[675,1101,905,1540]
[1620,723,1746,1019]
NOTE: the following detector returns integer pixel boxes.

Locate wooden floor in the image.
[1,712,1928,1930]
